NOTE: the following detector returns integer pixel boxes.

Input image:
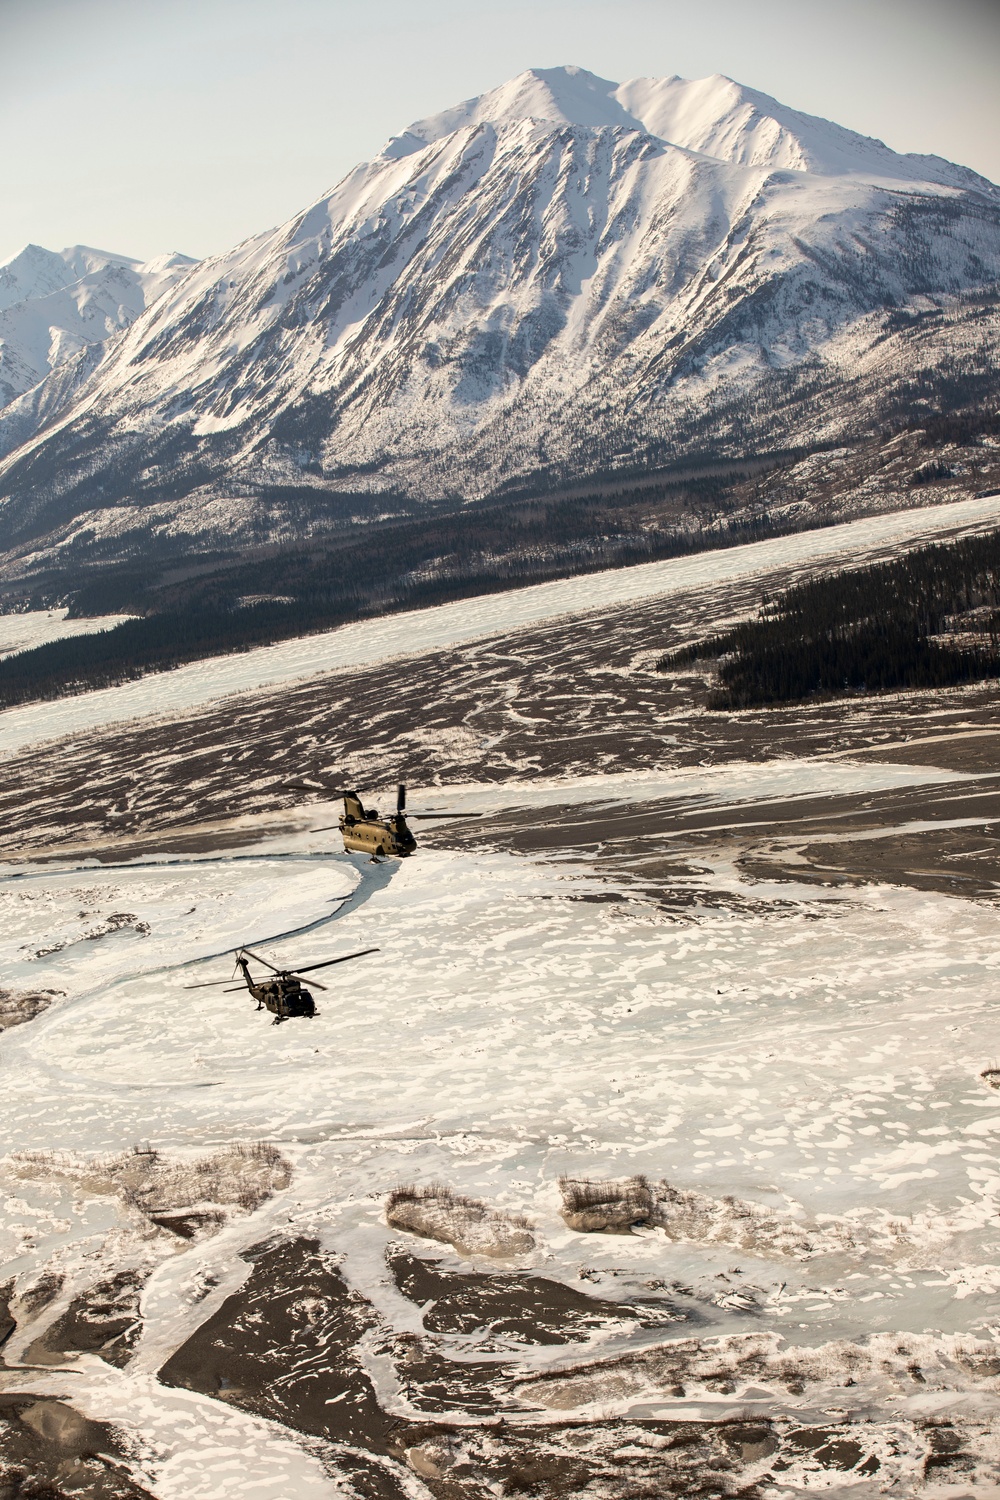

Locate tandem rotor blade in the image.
[289,948,380,975]
[407,812,484,819]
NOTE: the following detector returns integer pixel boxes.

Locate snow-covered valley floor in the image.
[6,504,1000,1495]
[3,755,1000,1496]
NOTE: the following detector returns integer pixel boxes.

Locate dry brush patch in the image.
[0,988,61,1031]
[559,1175,657,1234]
[558,1175,946,1261]
[652,1183,816,1258]
[395,1414,780,1497]
[516,1327,1000,1415]
[558,1174,814,1252]
[386,1182,535,1259]
[9,1140,291,1240]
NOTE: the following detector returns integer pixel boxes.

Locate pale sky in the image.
[2,0,998,265]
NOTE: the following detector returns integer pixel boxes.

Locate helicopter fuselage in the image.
[339,793,417,858]
[236,957,317,1023]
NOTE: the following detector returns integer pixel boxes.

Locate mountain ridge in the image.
[400,65,996,192]
[0,65,996,592]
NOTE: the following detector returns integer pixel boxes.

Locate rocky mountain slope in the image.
[0,66,997,585]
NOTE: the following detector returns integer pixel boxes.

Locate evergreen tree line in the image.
[911,407,1000,449]
[61,470,756,618]
[657,528,1000,709]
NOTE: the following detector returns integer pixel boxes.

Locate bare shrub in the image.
[112,1141,291,1219]
[558,1174,824,1255]
[386,1182,534,1259]
[559,1175,654,1233]
[0,989,59,1031]
[652,1182,815,1256]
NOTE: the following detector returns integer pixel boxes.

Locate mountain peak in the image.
[0,240,198,408]
[392,64,996,193]
[402,64,635,146]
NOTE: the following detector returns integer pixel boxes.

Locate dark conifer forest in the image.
[658,529,1000,709]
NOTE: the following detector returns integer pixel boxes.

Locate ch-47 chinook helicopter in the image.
[287,778,481,860]
[186,945,378,1024]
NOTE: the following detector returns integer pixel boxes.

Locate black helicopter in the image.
[288,778,481,860]
[186,945,378,1024]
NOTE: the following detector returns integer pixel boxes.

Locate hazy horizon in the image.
[2,0,999,265]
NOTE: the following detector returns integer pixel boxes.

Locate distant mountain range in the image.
[0,242,196,410]
[0,65,997,591]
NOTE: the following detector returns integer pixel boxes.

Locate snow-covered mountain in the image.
[399,66,988,189]
[0,66,997,571]
[0,244,197,409]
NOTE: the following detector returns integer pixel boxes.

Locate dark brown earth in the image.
[161,1235,864,1498]
[0,1396,154,1499]
[390,1252,686,1345]
[159,1238,403,1498]
[0,1284,14,1360]
[153,1234,978,1495]
[15,1277,64,1322]
[431,771,1000,905]
[0,991,57,1032]
[23,1273,146,1372]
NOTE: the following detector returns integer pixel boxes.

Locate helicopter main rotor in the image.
[184,945,379,991]
[288,776,483,823]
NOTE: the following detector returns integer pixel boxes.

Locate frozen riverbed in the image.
[2,492,1000,759]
